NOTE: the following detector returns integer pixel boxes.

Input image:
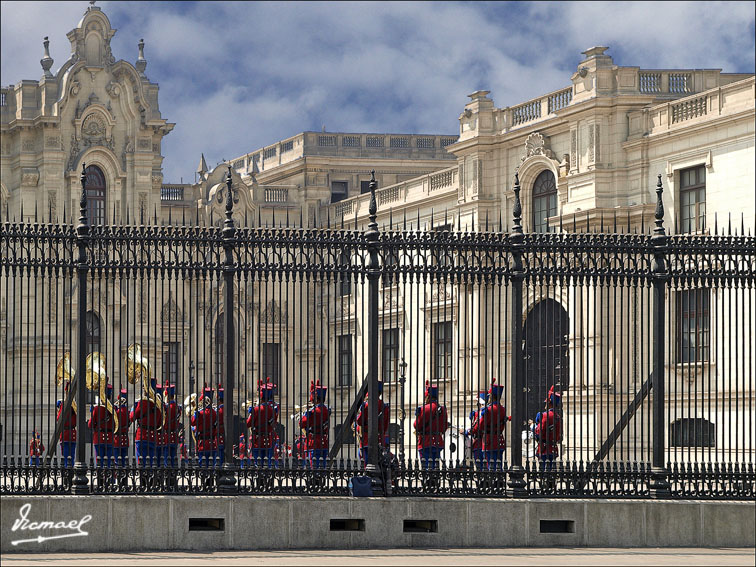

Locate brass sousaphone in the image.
[55,352,77,414]
[125,343,165,428]
[86,352,119,432]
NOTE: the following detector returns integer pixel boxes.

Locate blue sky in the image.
[2,1,754,183]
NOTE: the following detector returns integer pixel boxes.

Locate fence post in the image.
[650,174,670,498]
[507,173,527,497]
[72,164,90,494]
[365,170,384,494]
[218,166,238,494]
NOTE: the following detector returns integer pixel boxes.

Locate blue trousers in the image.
[419,447,442,470]
[135,440,156,467]
[251,448,274,467]
[308,449,328,469]
[155,445,164,466]
[239,458,249,469]
[29,456,41,467]
[472,449,484,470]
[60,441,76,468]
[482,449,504,471]
[198,450,214,468]
[114,446,129,468]
[215,445,225,466]
[94,444,113,468]
[539,454,555,471]
[163,445,178,468]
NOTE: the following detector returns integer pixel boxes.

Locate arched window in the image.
[85,311,102,354]
[532,170,557,233]
[84,165,106,226]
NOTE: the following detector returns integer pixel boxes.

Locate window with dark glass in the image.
[670,417,715,447]
[360,180,373,194]
[432,321,453,381]
[162,342,180,384]
[85,311,101,354]
[677,288,710,363]
[262,343,281,386]
[433,223,453,267]
[382,328,400,381]
[84,165,106,226]
[680,165,706,233]
[532,170,557,233]
[331,181,348,203]
[338,334,352,386]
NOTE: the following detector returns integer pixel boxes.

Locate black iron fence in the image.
[1,167,754,498]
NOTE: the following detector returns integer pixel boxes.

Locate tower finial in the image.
[136,39,147,76]
[41,37,54,78]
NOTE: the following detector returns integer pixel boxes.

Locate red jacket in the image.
[470,403,507,450]
[299,403,330,450]
[129,399,161,442]
[57,405,77,442]
[413,401,448,449]
[216,404,225,448]
[163,401,182,445]
[88,405,114,445]
[191,406,217,452]
[355,398,390,448]
[535,409,562,456]
[29,438,45,457]
[246,402,279,449]
[468,411,483,451]
[237,440,248,459]
[113,406,130,448]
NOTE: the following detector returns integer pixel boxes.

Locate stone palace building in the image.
[1,4,753,462]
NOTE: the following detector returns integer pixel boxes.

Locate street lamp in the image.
[399,357,408,462]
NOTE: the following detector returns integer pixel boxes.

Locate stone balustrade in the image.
[264,186,289,203]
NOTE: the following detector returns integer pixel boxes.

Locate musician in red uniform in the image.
[215,384,225,466]
[236,434,249,468]
[470,379,509,471]
[129,377,161,467]
[299,380,329,469]
[413,381,449,470]
[191,385,217,468]
[28,429,45,467]
[113,386,130,467]
[465,391,487,470]
[154,383,166,467]
[355,381,390,467]
[162,383,182,468]
[88,383,115,468]
[247,378,279,467]
[534,386,562,471]
[56,384,76,468]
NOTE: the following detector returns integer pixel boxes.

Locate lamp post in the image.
[398,358,407,462]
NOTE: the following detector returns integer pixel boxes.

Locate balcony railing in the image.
[160,185,184,201]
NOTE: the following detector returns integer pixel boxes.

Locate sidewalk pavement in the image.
[2,547,755,566]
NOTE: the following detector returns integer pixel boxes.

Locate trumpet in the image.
[55,352,77,414]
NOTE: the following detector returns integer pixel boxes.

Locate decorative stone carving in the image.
[48,191,57,221]
[137,137,151,150]
[67,135,80,170]
[570,129,577,171]
[22,140,36,152]
[522,132,554,161]
[69,79,81,96]
[161,298,183,324]
[152,144,160,154]
[125,136,134,153]
[21,167,40,186]
[261,300,284,324]
[45,136,61,149]
[151,173,162,189]
[105,80,120,98]
[559,154,570,177]
[82,113,105,137]
[138,193,147,220]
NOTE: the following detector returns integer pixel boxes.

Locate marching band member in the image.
[154,383,166,467]
[413,381,448,470]
[28,429,44,467]
[465,391,487,470]
[470,379,509,471]
[162,383,182,468]
[56,384,76,468]
[534,386,562,471]
[247,378,279,467]
[215,383,225,466]
[113,386,130,467]
[191,384,217,468]
[299,380,330,469]
[355,380,390,467]
[88,383,115,468]
[236,434,249,468]
[129,376,161,467]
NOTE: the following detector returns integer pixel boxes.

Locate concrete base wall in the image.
[2,496,753,553]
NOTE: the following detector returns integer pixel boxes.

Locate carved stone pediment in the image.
[522,132,554,162]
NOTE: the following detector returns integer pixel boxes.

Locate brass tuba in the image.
[183,392,198,418]
[85,352,119,432]
[55,352,77,414]
[125,343,164,428]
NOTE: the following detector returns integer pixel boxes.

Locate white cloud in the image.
[2,1,753,182]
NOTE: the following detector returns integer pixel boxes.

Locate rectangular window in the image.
[162,342,180,384]
[338,334,352,386]
[433,321,453,381]
[360,180,372,194]
[680,165,706,233]
[433,224,453,267]
[339,250,351,296]
[262,343,281,385]
[677,289,710,363]
[533,193,557,233]
[382,328,400,381]
[331,181,348,203]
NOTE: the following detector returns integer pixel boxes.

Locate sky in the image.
[1,1,754,183]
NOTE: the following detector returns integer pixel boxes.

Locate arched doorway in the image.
[523,299,569,416]
[84,164,106,225]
